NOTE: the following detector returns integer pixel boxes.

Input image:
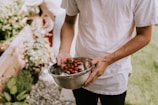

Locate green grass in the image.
[125,26,158,105]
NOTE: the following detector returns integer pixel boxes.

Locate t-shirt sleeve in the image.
[134,0,158,27]
[65,0,79,16]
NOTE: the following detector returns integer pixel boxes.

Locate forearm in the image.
[104,26,152,65]
[59,15,77,54]
[59,23,74,53]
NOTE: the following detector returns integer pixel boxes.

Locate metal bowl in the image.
[49,57,94,89]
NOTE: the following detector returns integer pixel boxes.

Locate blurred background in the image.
[0,0,158,105]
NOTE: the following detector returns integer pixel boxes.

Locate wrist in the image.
[103,54,115,65]
[59,48,70,55]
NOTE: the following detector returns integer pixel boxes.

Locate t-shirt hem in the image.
[66,11,78,16]
[83,87,128,95]
[136,20,158,27]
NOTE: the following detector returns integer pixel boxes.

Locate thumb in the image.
[56,57,62,66]
[91,59,98,65]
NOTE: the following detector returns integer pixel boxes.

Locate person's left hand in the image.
[84,57,109,87]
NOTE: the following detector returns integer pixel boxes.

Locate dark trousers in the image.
[73,88,126,105]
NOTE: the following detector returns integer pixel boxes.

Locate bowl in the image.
[49,57,94,89]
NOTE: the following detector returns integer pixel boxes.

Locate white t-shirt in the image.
[65,0,157,95]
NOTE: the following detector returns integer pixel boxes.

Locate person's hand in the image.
[84,57,109,87]
[56,52,71,66]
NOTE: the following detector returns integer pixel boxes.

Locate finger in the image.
[84,69,99,87]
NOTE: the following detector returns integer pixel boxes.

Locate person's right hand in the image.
[56,52,71,66]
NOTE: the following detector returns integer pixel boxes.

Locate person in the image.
[57,0,158,105]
